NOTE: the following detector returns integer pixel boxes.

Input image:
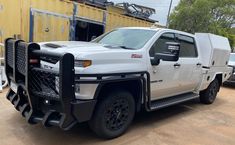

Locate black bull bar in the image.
[4,38,97,130]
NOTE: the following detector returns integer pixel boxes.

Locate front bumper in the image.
[4,39,96,130]
[7,89,96,129]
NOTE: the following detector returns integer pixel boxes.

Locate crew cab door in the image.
[176,34,202,92]
[148,33,181,100]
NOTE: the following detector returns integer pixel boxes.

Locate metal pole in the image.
[166,0,173,28]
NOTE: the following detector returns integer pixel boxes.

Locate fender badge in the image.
[131,54,143,58]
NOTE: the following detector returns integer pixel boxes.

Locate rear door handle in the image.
[174,63,181,68]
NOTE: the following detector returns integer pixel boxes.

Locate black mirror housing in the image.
[151,42,180,65]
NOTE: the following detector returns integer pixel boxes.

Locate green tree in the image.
[169,0,235,49]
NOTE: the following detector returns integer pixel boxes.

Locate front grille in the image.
[29,68,60,100]
[6,42,14,68]
[16,43,26,75]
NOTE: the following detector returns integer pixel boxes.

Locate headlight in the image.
[75,60,92,68]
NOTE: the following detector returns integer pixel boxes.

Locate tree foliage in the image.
[169,0,235,49]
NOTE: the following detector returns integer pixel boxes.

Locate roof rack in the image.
[115,3,156,20]
[72,1,156,22]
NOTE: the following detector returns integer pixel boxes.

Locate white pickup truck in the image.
[5,27,232,139]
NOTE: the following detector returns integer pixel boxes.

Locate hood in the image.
[39,41,130,56]
[39,41,146,74]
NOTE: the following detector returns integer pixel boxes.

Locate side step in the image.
[150,93,199,110]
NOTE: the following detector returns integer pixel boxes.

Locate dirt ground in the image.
[0,86,235,145]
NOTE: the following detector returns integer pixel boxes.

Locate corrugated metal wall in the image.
[0,0,155,44]
[77,4,104,23]
[105,11,153,32]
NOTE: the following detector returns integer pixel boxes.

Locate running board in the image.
[150,93,199,110]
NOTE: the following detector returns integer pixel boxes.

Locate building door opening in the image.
[75,20,104,42]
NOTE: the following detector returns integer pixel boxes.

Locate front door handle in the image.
[197,63,202,66]
[174,63,181,68]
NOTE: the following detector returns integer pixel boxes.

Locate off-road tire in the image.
[89,89,135,139]
[200,78,220,104]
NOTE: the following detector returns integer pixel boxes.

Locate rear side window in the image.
[178,35,198,58]
[149,33,175,57]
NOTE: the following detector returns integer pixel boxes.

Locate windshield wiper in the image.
[117,46,134,50]
[104,44,135,50]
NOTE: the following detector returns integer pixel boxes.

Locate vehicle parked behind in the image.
[224,53,235,84]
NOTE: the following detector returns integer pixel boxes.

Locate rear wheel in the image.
[89,89,135,139]
[200,78,220,104]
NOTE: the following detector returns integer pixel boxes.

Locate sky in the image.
[111,0,180,26]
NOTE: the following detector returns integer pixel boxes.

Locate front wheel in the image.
[89,89,135,139]
[200,78,220,104]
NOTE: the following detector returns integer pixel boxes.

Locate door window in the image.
[149,33,175,57]
[177,35,198,58]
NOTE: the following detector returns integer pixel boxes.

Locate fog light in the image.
[45,99,50,105]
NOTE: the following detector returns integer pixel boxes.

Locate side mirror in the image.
[151,42,180,65]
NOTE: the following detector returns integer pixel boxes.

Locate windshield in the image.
[93,29,156,49]
[230,54,235,62]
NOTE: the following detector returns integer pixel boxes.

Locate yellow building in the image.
[0,0,159,45]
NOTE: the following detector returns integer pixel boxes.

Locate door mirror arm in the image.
[151,57,160,66]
